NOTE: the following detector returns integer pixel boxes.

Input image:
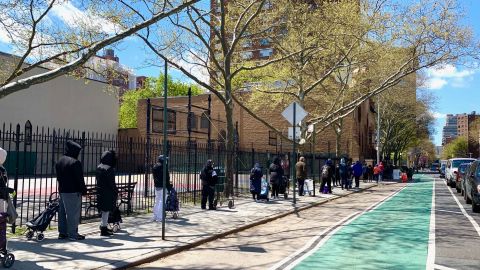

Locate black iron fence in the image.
[0,122,339,230]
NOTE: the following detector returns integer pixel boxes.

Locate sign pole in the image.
[293,103,296,205]
[162,60,168,240]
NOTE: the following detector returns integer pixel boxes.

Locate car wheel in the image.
[466,191,472,204]
[473,202,480,213]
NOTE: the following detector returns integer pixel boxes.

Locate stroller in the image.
[165,187,179,219]
[257,178,269,202]
[25,192,59,241]
[107,206,122,232]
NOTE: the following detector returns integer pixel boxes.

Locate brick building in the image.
[119,92,377,162]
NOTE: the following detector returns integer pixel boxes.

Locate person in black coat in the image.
[56,140,87,241]
[200,159,218,210]
[320,159,334,194]
[250,163,263,201]
[96,150,118,236]
[269,157,284,199]
[152,155,171,221]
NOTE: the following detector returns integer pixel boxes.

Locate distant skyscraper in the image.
[442,114,458,145]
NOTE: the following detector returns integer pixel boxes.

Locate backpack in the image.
[321,165,329,178]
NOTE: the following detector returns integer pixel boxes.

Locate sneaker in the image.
[58,234,68,240]
[69,234,85,241]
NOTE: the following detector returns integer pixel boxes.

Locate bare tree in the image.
[0,0,200,98]
[231,0,479,146]
[136,0,309,198]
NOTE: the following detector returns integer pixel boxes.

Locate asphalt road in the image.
[132,183,406,270]
[434,176,480,270]
[131,175,480,270]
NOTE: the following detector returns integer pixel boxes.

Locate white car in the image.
[446,158,476,187]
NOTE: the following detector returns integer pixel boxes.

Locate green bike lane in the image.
[291,176,434,270]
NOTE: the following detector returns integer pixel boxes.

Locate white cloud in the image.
[172,51,210,85]
[432,111,446,119]
[51,2,120,35]
[424,64,477,90]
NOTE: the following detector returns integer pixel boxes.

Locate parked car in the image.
[430,162,440,172]
[446,158,476,187]
[456,162,472,193]
[463,160,480,212]
[439,163,446,178]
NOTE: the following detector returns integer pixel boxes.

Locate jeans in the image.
[271,183,280,198]
[153,187,164,221]
[354,176,360,188]
[58,192,82,239]
[101,211,109,227]
[297,178,305,196]
[201,185,215,209]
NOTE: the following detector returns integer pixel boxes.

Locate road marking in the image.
[435,209,463,215]
[444,180,480,237]
[267,212,359,270]
[434,263,457,270]
[273,184,409,270]
[427,177,436,270]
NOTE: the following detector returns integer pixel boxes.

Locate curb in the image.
[115,183,384,270]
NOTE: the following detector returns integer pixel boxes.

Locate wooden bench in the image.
[84,182,137,217]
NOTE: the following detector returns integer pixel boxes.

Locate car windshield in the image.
[452,160,474,168]
[459,165,468,173]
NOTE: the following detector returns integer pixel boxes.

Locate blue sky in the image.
[1,0,479,147]
[419,0,480,146]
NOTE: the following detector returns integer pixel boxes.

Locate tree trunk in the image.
[224,102,235,198]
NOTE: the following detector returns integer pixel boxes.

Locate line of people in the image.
[249,156,386,200]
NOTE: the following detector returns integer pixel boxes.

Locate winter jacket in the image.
[339,163,348,179]
[200,165,218,187]
[250,163,262,194]
[153,156,171,189]
[321,164,334,180]
[55,140,87,194]
[352,162,363,177]
[0,166,14,200]
[96,150,118,212]
[269,163,284,185]
[295,161,307,180]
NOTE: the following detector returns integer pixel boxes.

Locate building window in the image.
[269,131,277,146]
[188,112,197,130]
[259,38,270,46]
[259,48,273,58]
[242,40,253,48]
[152,108,176,134]
[241,51,253,60]
[201,112,210,129]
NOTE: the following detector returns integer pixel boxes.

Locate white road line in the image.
[434,263,457,270]
[427,178,436,270]
[435,209,463,215]
[275,184,408,270]
[267,212,359,270]
[444,181,480,237]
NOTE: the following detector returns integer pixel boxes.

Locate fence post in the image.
[144,98,151,197]
[11,124,20,233]
[128,137,133,214]
[193,142,198,205]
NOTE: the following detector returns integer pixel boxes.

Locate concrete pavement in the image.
[8,182,381,270]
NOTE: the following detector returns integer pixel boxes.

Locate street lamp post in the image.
[376,97,380,165]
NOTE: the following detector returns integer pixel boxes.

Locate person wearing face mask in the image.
[96,150,118,236]
[200,160,218,210]
[56,140,87,241]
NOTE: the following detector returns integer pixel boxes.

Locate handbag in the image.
[6,196,18,224]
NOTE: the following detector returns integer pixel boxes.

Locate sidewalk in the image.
[8,182,385,270]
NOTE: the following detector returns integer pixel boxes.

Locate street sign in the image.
[288,127,301,140]
[281,102,307,126]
